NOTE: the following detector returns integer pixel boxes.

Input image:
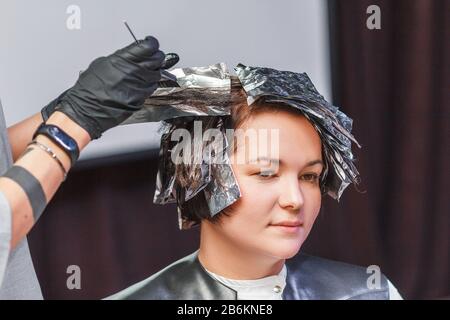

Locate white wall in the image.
[0,0,331,160]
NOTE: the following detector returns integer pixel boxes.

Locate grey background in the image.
[0,0,330,160]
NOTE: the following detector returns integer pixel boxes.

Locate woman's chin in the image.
[266,239,304,260]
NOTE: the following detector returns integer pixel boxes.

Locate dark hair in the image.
[173,77,313,226]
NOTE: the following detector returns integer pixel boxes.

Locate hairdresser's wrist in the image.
[34,111,91,171]
[45,111,91,151]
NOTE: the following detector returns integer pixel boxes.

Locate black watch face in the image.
[48,126,77,151]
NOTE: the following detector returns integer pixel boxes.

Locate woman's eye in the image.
[300,173,320,183]
[256,171,276,179]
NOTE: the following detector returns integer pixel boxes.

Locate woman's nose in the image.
[278,176,304,211]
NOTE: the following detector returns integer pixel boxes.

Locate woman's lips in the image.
[271,221,303,227]
[269,221,304,234]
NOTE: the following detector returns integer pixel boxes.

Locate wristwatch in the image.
[33,123,79,166]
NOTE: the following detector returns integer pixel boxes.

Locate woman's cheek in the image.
[306,190,322,230]
[236,174,259,196]
[242,177,279,208]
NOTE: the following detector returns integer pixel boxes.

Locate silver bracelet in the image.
[28,140,68,181]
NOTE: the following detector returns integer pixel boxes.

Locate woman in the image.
[109,64,402,300]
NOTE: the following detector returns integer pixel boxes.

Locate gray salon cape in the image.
[108,251,390,300]
[0,99,43,299]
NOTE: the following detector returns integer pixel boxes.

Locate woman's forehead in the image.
[241,109,321,143]
[231,110,323,167]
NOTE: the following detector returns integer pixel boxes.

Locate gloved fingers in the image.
[139,50,166,71]
[108,52,163,83]
[111,48,165,75]
[115,36,160,63]
[51,35,170,140]
[161,53,180,69]
[128,70,162,89]
[134,82,159,105]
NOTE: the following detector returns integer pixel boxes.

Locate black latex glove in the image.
[42,37,179,139]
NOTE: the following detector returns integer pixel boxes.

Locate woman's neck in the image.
[198,222,285,280]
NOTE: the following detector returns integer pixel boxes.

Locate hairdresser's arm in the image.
[7,113,44,162]
[0,111,90,249]
[0,36,177,252]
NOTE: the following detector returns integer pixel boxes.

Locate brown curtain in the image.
[29,0,448,299]
[303,0,449,299]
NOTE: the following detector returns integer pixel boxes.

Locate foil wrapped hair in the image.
[124,63,361,229]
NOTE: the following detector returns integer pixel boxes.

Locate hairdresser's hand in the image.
[41,37,179,140]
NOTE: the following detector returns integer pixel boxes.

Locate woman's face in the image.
[208,108,323,260]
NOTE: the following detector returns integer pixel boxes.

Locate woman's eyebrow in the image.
[304,159,324,168]
[247,156,279,165]
[247,157,323,168]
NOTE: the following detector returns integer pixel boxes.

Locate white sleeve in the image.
[0,191,12,287]
[387,279,403,300]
